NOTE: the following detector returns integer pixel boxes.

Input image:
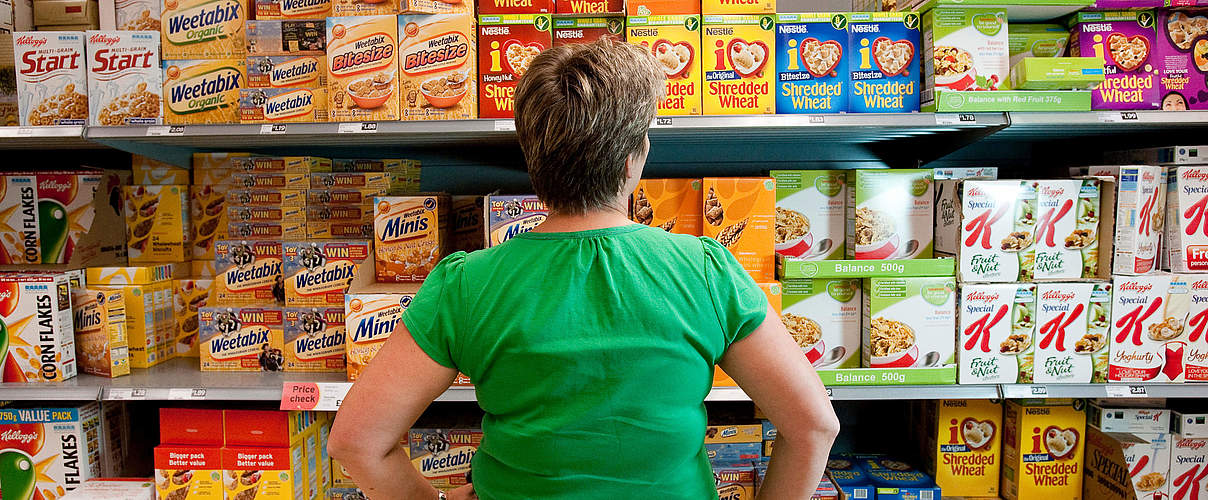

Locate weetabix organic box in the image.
[283,240,368,307]
[1033,282,1112,384]
[14,32,88,126]
[344,291,413,380]
[71,288,130,378]
[958,283,1037,384]
[1070,11,1159,110]
[702,15,775,115]
[199,306,285,371]
[283,307,346,372]
[1000,400,1085,500]
[164,59,245,124]
[920,399,1001,498]
[847,11,919,113]
[770,170,844,260]
[326,15,400,121]
[160,0,248,59]
[374,195,448,282]
[484,194,549,247]
[477,14,552,118]
[847,169,933,260]
[398,14,477,120]
[123,185,190,263]
[85,31,162,126]
[775,13,847,114]
[552,15,625,46]
[780,278,860,369]
[0,274,77,382]
[702,177,775,281]
[631,178,702,236]
[627,15,702,115]
[1110,273,1187,383]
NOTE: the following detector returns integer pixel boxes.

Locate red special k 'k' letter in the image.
[964,304,1008,352]
[964,206,1007,250]
[1035,199,1073,247]
[1191,308,1208,343]
[1186,194,1208,237]
[1039,304,1084,351]
[1175,462,1208,500]
[1140,188,1159,237]
[1116,298,1164,347]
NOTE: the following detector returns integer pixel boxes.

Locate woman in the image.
[328,39,839,500]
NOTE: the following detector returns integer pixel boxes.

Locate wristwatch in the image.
[438,491,448,500]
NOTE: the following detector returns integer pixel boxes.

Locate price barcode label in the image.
[168,388,207,400]
[494,120,516,131]
[1098,112,1140,123]
[15,127,33,135]
[338,122,377,134]
[654,117,672,127]
[109,388,147,400]
[1105,385,1147,397]
[809,115,825,124]
[935,114,976,125]
[259,124,287,135]
[146,126,185,136]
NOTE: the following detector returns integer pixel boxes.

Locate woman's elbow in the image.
[819,410,841,440]
[326,423,361,463]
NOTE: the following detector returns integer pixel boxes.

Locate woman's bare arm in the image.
[719,304,840,500]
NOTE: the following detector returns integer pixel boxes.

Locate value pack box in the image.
[14,31,88,126]
[0,274,76,382]
[71,287,129,378]
[702,177,775,281]
[85,30,162,126]
[863,276,956,369]
[1166,166,1208,272]
[769,170,844,260]
[1090,165,1167,275]
[246,19,327,56]
[1157,10,1208,110]
[1005,57,1105,90]
[221,447,295,500]
[484,194,549,247]
[326,15,400,121]
[284,307,345,372]
[922,8,1008,100]
[199,306,285,371]
[344,291,414,381]
[919,399,1001,498]
[627,15,702,115]
[848,12,919,113]
[935,179,1037,282]
[283,240,368,307]
[1034,179,1106,280]
[1110,273,1187,383]
[154,445,223,500]
[408,429,482,491]
[122,185,190,263]
[702,15,774,115]
[160,0,247,59]
[552,15,625,46]
[1001,400,1085,500]
[1069,11,1160,111]
[0,404,103,498]
[958,283,1037,384]
[774,13,847,114]
[477,14,552,118]
[163,59,245,124]
[1033,282,1112,384]
[398,14,476,120]
[847,169,933,260]
[780,278,860,369]
[1008,23,1068,68]
[373,195,449,282]
[632,178,702,236]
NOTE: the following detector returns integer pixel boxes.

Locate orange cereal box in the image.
[154,445,224,500]
[283,307,346,372]
[702,177,775,281]
[326,15,400,121]
[72,287,130,378]
[1001,399,1085,500]
[160,0,248,59]
[478,0,551,15]
[398,14,477,120]
[344,291,414,380]
[626,15,702,115]
[283,240,368,307]
[14,32,88,126]
[921,399,1001,498]
[213,240,284,306]
[123,185,191,263]
[632,178,702,236]
[373,195,449,282]
[164,59,246,124]
[199,306,285,371]
[702,15,774,115]
[552,16,625,46]
[477,14,552,118]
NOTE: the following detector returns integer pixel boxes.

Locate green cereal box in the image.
[1007,24,1068,68]
[781,278,860,369]
[921,7,1009,109]
[863,276,956,369]
[770,170,845,260]
[846,169,934,260]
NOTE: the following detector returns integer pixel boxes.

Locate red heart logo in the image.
[0,282,18,317]
[1042,425,1080,460]
[1107,33,1150,72]
[501,39,544,77]
[0,422,44,456]
[799,38,842,78]
[726,38,769,78]
[872,37,914,77]
[650,39,694,78]
[960,418,996,450]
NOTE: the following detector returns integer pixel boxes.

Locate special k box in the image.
[246,54,326,88]
[1034,179,1106,280]
[702,15,774,115]
[71,287,130,378]
[284,307,346,372]
[920,399,1001,498]
[0,404,103,499]
[1001,399,1085,500]
[160,0,247,59]
[283,240,368,307]
[1034,282,1113,384]
[627,15,702,115]
[86,31,162,126]
[163,59,246,124]
[1166,166,1208,273]
[1110,273,1187,383]
[408,429,481,490]
[1090,165,1166,275]
[344,291,414,380]
[0,274,76,382]
[154,445,223,500]
[1187,277,1208,382]
[221,447,294,500]
[199,306,285,371]
[326,15,400,122]
[398,14,477,121]
[935,179,1036,282]
[1167,435,1207,500]
[958,283,1038,385]
[373,195,449,282]
[14,32,88,126]
[477,14,552,118]
[631,178,702,236]
[122,185,190,263]
[702,177,775,281]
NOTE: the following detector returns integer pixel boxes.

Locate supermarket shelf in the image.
[96,357,346,401]
[1000,383,1208,400]
[0,381,101,401]
[1000,110,1208,142]
[0,126,96,149]
[827,385,1000,401]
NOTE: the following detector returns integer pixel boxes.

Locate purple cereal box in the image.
[1158,9,1208,109]
[1070,10,1160,110]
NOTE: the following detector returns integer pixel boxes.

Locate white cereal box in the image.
[863,276,957,369]
[1121,433,1171,500]
[780,278,860,369]
[0,404,103,498]
[949,180,1037,282]
[213,239,284,306]
[1034,179,1103,280]
[117,0,161,30]
[1034,282,1112,384]
[0,174,41,265]
[1169,436,1208,500]
[282,240,368,307]
[0,273,77,382]
[1110,273,1188,383]
[958,283,1037,384]
[1167,166,1208,273]
[14,32,88,126]
[1090,165,1167,275]
[1185,277,1208,382]
[85,31,162,126]
[283,307,345,372]
[199,306,285,371]
[344,291,413,381]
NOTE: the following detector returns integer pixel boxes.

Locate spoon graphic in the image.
[890,239,920,259]
[808,238,834,258]
[815,346,846,368]
[920,351,943,368]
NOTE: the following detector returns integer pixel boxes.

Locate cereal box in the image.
[247,19,327,56]
[327,15,400,122]
[283,240,368,307]
[1119,433,1172,500]
[160,0,247,59]
[344,291,413,381]
[826,456,873,500]
[14,32,88,126]
[0,175,39,265]
[214,240,284,306]
[1168,435,1208,500]
[71,288,129,378]
[374,195,448,282]
[283,307,346,372]
[173,278,212,357]
[154,445,223,500]
[193,152,251,182]
[958,283,1037,385]
[780,278,860,368]
[712,463,756,499]
[769,170,843,260]
[920,399,1001,498]
[1157,10,1208,110]
[133,155,189,185]
[1070,11,1160,111]
[702,177,775,281]
[117,0,161,30]
[247,54,326,88]
[123,185,190,263]
[552,15,625,46]
[239,87,328,123]
[254,0,330,18]
[1110,273,1187,383]
[478,0,551,15]
[706,424,760,462]
[1187,277,1208,382]
[847,12,920,113]
[1091,165,1166,275]
[922,7,1008,99]
[231,173,308,190]
[221,447,294,500]
[408,429,481,491]
[701,0,770,16]
[714,282,779,386]
[191,185,227,260]
[163,59,246,124]
[847,169,933,260]
[1166,166,1208,272]
[228,221,307,240]
[478,14,552,118]
[398,14,477,121]
[1008,24,1068,68]
[85,31,162,126]
[1034,179,1103,280]
[199,306,285,371]
[631,179,701,236]
[485,194,548,247]
[856,457,941,499]
[451,195,484,253]
[1089,404,1170,434]
[0,404,103,499]
[1000,399,1085,500]
[627,15,702,115]
[774,13,847,114]
[702,15,775,115]
[943,180,1037,282]
[0,274,76,382]
[1033,282,1112,384]
[194,260,217,278]
[34,170,104,265]
[863,276,956,369]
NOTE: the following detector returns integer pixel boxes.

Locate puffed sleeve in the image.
[399,252,468,369]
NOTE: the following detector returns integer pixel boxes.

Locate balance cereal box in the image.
[1034,179,1103,280]
[1070,11,1159,110]
[780,278,860,369]
[191,185,227,259]
[14,32,88,126]
[921,7,1008,99]
[864,276,957,369]
[848,12,919,113]
[34,170,104,265]
[0,404,103,499]
[1033,282,1112,384]
[921,399,1001,498]
[72,288,130,378]
[1110,273,1188,383]
[398,14,477,121]
[408,429,481,491]
[246,54,326,88]
[118,0,161,30]
[284,307,345,372]
[949,180,1038,282]
[85,31,162,126]
[770,170,844,260]
[247,19,327,56]
[702,177,775,281]
[239,87,328,122]
[628,16,701,116]
[161,0,248,59]
[327,15,400,122]
[774,13,848,114]
[0,174,39,265]
[123,185,190,263]
[552,16,625,46]
[958,283,1038,384]
[1168,434,1208,500]
[199,306,285,371]
[702,15,775,115]
[485,194,548,246]
[374,195,449,282]
[1090,165,1166,275]
[847,169,933,260]
[221,447,294,500]
[0,274,76,382]
[164,59,246,124]
[214,240,284,306]
[1157,10,1208,110]
[1001,400,1085,500]
[344,291,414,380]
[255,0,330,18]
[632,178,702,236]
[283,240,368,307]
[478,14,552,118]
[154,445,223,500]
[1167,166,1208,272]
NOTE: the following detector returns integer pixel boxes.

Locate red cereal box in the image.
[479,0,552,15]
[552,16,624,45]
[477,14,552,118]
[555,0,620,14]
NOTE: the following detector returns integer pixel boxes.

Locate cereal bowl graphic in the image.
[961,418,996,450]
[781,313,825,365]
[650,39,693,78]
[854,207,899,258]
[727,38,768,77]
[348,73,395,109]
[872,37,913,77]
[503,39,543,77]
[774,207,812,257]
[1107,33,1150,71]
[869,317,918,367]
[799,38,842,78]
[1194,38,1208,71]
[1043,426,1079,459]
[420,72,469,108]
[933,46,977,90]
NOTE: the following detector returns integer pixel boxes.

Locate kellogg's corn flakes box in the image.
[484,194,548,247]
[632,179,701,236]
[214,240,284,306]
[164,59,245,124]
[0,174,39,265]
[283,307,345,372]
[123,185,191,263]
[847,12,919,113]
[283,240,368,307]
[0,274,76,382]
[477,14,552,118]
[72,288,130,378]
[627,15,702,115]
[199,306,285,371]
[702,177,776,281]
[408,429,481,491]
[86,31,163,126]
[221,447,294,500]
[154,445,223,500]
[327,15,401,122]
[1001,399,1085,500]
[14,32,88,126]
[1034,282,1112,384]
[0,403,103,499]
[344,291,414,380]
[398,14,477,120]
[374,195,448,282]
[702,15,774,115]
[552,16,625,46]
[161,0,248,59]
[774,13,847,114]
[35,170,104,265]
[921,399,1001,498]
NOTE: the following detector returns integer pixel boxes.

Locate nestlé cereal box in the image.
[283,307,346,372]
[770,170,844,260]
[344,291,413,380]
[921,7,1008,97]
[221,447,294,500]
[71,288,130,378]
[1001,399,1085,500]
[0,274,76,382]
[398,14,477,121]
[1034,179,1103,280]
[1091,165,1166,275]
[164,59,246,124]
[118,0,161,30]
[1167,166,1208,272]
[1110,273,1187,383]
[283,240,368,307]
[780,278,860,369]
[478,14,552,118]
[199,306,285,371]
[247,54,326,88]
[847,12,919,113]
[626,0,696,16]
[255,0,330,19]
[374,195,448,282]
[847,169,933,259]
[239,87,328,123]
[247,19,327,56]
[627,15,701,115]
[921,399,1001,498]
[85,31,162,126]
[0,404,103,499]
[949,180,1037,282]
[552,16,625,46]
[701,0,770,16]
[408,429,481,491]
[702,177,775,281]
[478,0,551,16]
[958,283,1037,384]
[864,276,956,369]
[774,13,847,114]
[485,194,548,246]
[14,32,88,126]
[557,0,622,16]
[0,174,39,265]
[1070,11,1159,110]
[1186,276,1208,382]
[123,185,190,263]
[1157,10,1208,110]
[327,15,400,121]
[161,0,247,59]
[632,178,701,236]
[154,445,223,500]
[702,15,775,115]
[1033,282,1112,384]
[214,240,284,306]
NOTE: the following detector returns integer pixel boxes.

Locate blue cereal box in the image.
[827,455,875,500]
[847,11,920,113]
[858,456,942,500]
[776,13,848,113]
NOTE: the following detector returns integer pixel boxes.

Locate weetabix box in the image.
[199,306,285,371]
[239,87,328,123]
[847,12,919,113]
[374,195,449,282]
[283,240,368,307]
[85,31,162,126]
[1033,282,1112,384]
[408,429,482,490]
[173,278,212,357]
[1001,400,1085,500]
[770,170,845,260]
[154,445,223,500]
[327,15,400,121]
[122,185,190,263]
[160,0,248,59]
[283,307,346,372]
[552,15,625,46]
[213,239,284,306]
[958,283,1038,384]
[702,177,775,281]
[478,14,553,118]
[1110,273,1187,383]
[71,287,130,378]
[1069,11,1160,110]
[398,14,477,120]
[0,404,103,498]
[484,194,548,247]
[344,291,413,380]
[246,54,326,88]
[14,32,88,126]
[164,59,246,124]
[247,19,327,56]
[254,0,330,18]
[627,15,701,115]
[774,13,847,114]
[0,274,77,382]
[702,15,775,115]
[631,179,702,236]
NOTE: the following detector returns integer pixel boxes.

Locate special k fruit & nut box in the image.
[163,59,246,124]
[199,306,285,371]
[14,32,88,126]
[627,15,702,115]
[1001,399,1085,500]
[85,31,162,126]
[632,178,702,236]
[702,15,775,115]
[958,283,1038,384]
[1033,179,1103,280]
[374,195,448,282]
[702,177,775,281]
[160,0,248,59]
[478,14,552,118]
[1033,282,1112,384]
[327,15,400,121]
[398,14,476,120]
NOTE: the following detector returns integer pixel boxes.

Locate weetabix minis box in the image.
[214,239,284,306]
[770,170,844,260]
[1070,11,1159,110]
[1034,179,1104,280]
[199,306,285,371]
[1001,400,1085,500]
[89,265,175,368]
[327,15,400,121]
[774,13,847,114]
[1091,165,1166,275]
[85,31,162,126]
[920,399,1001,498]
[1157,10,1208,110]
[847,169,933,260]
[221,447,294,500]
[374,196,449,282]
[478,14,552,118]
[408,429,481,490]
[1033,282,1112,384]
[154,445,223,500]
[398,14,477,120]
[283,240,368,307]
[247,20,327,56]
[958,283,1037,384]
[847,12,919,113]
[484,194,548,247]
[122,185,190,263]
[552,16,625,46]
[1167,166,1208,272]
[1110,273,1187,383]
[283,307,346,372]
[161,0,248,59]
[14,32,88,126]
[344,291,413,380]
[780,278,860,369]
[702,15,775,115]
[627,15,701,115]
[702,177,775,281]
[0,404,103,498]
[0,175,39,265]
[255,0,330,18]
[164,59,245,124]
[71,288,130,378]
[631,178,702,236]
[0,274,76,382]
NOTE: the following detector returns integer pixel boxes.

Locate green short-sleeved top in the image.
[401,224,767,499]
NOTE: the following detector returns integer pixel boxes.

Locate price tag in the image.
[825,387,834,400]
[146,125,185,136]
[168,388,207,400]
[809,115,825,124]
[281,382,351,411]
[1098,111,1140,123]
[259,124,287,135]
[935,113,976,125]
[338,122,377,134]
[493,120,516,132]
[109,388,147,400]
[1105,385,1148,397]
[15,127,33,136]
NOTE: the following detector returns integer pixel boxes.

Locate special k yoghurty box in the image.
[14,32,88,126]
[774,13,847,114]
[408,429,481,490]
[702,177,775,281]
[85,31,163,126]
[484,194,548,247]
[627,15,702,115]
[847,12,920,113]
[1110,273,1188,383]
[770,170,845,260]
[398,14,477,121]
[214,240,284,306]
[283,240,368,307]
[921,399,1001,498]
[1033,179,1104,280]
[1090,165,1166,275]
[477,14,553,118]
[123,185,190,263]
[344,291,414,380]
[631,178,702,236]
[163,59,246,124]
[702,15,775,115]
[1167,165,1208,273]
[1033,282,1112,384]
[160,0,248,59]
[199,306,285,371]
[71,287,130,378]
[374,195,449,282]
[958,283,1038,384]
[1187,277,1208,382]
[0,404,103,499]
[284,307,346,372]
[1001,399,1085,500]
[0,274,77,382]
[221,447,294,500]
[154,445,223,500]
[327,15,400,122]
[552,16,625,46]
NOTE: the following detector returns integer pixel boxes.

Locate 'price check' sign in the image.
[280,382,352,411]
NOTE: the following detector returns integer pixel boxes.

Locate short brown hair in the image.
[514,39,664,214]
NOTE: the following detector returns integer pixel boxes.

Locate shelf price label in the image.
[146,126,185,136]
[338,122,378,134]
[281,382,352,411]
[1000,385,1048,399]
[494,120,516,132]
[1105,385,1148,398]
[108,388,147,400]
[168,388,207,400]
[259,124,287,135]
[1098,112,1140,123]
[935,113,976,125]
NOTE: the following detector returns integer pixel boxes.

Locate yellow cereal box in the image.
[702,0,771,15]
[164,59,246,124]
[344,290,415,380]
[231,173,309,190]
[199,306,285,371]
[326,15,400,121]
[702,15,775,115]
[632,178,703,236]
[284,307,346,372]
[921,399,1001,498]
[284,240,369,307]
[374,195,449,282]
[123,185,191,263]
[194,151,251,172]
[194,259,217,278]
[174,278,213,357]
[90,267,173,368]
[234,156,331,174]
[222,447,295,500]
[398,14,477,120]
[702,177,775,281]
[214,240,284,306]
[72,287,130,378]
[191,185,228,260]
[1001,399,1085,500]
[239,87,328,123]
[627,16,702,115]
[133,154,190,185]
[0,273,77,382]
[254,0,331,19]
[161,0,248,59]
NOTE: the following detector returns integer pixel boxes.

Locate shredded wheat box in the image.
[626,15,703,115]
[0,404,103,499]
[485,194,549,247]
[770,170,844,260]
[344,291,413,380]
[848,169,933,260]
[702,177,775,281]
[1034,179,1103,280]
[631,179,702,236]
[0,274,76,382]
[213,239,284,306]
[1090,165,1167,275]
[14,32,88,126]
[326,15,400,121]
[1110,273,1187,383]
[163,59,245,124]
[283,307,345,372]
[774,13,848,115]
[958,282,1038,384]
[1033,282,1112,383]
[1000,399,1085,500]
[283,240,368,307]
[552,16,625,45]
[408,429,481,491]
[71,288,129,378]
[160,0,248,59]
[199,306,285,371]
[920,399,1001,498]
[702,15,775,115]
[398,14,477,120]
[374,195,449,282]
[85,31,162,126]
[780,278,859,369]
[477,14,553,118]
[863,276,956,369]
